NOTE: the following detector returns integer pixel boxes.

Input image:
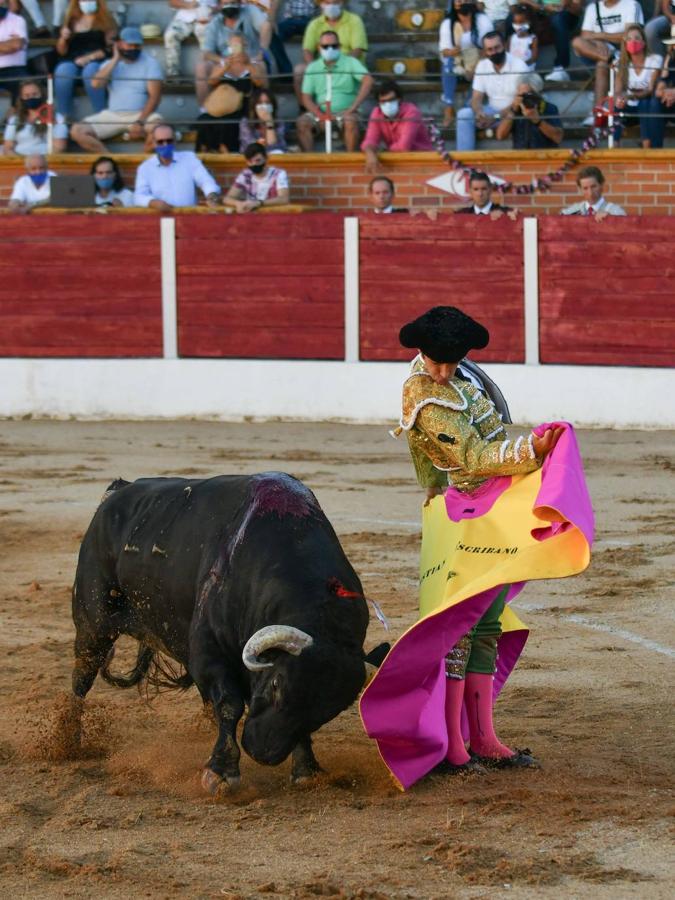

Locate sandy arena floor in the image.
[0,420,673,900]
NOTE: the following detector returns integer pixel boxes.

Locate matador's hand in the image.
[532,426,564,458]
[424,486,445,506]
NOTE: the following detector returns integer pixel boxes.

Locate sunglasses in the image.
[321,43,339,49]
[155,138,174,145]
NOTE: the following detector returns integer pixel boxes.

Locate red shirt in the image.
[361,100,434,152]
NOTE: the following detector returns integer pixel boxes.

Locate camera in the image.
[521,92,539,109]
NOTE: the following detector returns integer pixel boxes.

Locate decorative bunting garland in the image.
[427,120,605,196]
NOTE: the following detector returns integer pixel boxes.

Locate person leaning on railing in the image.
[613,23,663,147]
[361,79,434,175]
[223,141,289,212]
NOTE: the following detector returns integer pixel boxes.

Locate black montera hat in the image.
[399,306,490,363]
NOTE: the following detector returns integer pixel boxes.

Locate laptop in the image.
[50,175,96,208]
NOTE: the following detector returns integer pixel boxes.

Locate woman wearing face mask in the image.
[2,80,68,156]
[239,87,287,152]
[224,141,289,213]
[614,24,663,148]
[439,1,494,126]
[54,0,117,120]
[90,155,134,207]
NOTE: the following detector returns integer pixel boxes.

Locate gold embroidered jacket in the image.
[396,369,541,492]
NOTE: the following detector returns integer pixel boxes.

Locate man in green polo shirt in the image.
[293,1,368,105]
[297,29,373,151]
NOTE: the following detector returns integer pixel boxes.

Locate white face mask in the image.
[255,102,273,117]
[379,99,399,119]
[79,0,98,12]
[322,3,342,19]
[514,22,530,32]
[319,45,340,62]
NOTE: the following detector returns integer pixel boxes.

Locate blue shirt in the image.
[134,151,221,208]
[203,10,261,58]
[109,51,163,112]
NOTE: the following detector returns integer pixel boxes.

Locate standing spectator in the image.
[164,0,217,79]
[508,5,538,71]
[54,0,117,120]
[439,1,494,127]
[90,155,135,206]
[479,0,510,34]
[496,72,563,147]
[195,32,267,152]
[0,0,27,105]
[8,153,55,211]
[70,27,163,153]
[454,170,517,218]
[135,123,222,210]
[645,0,675,56]
[573,0,644,108]
[614,23,662,146]
[295,1,368,105]
[361,80,434,173]
[456,31,529,150]
[3,79,68,155]
[654,37,675,145]
[196,1,266,107]
[297,29,372,151]
[368,175,408,214]
[239,86,287,151]
[224,141,289,212]
[561,165,627,217]
[268,0,315,75]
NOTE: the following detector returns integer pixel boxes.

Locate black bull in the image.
[71,471,383,792]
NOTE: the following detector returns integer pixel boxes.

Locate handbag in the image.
[204,82,244,118]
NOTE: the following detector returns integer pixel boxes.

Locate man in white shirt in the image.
[561,165,627,218]
[135,124,222,210]
[573,0,644,106]
[456,31,529,151]
[9,154,56,212]
[0,0,28,105]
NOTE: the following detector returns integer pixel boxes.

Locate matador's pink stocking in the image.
[465,671,513,759]
[444,677,471,766]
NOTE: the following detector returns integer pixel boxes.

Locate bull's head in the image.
[240,625,367,766]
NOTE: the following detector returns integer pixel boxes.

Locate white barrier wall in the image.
[1,358,673,429]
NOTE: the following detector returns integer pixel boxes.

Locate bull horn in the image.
[363,662,377,687]
[242,625,314,672]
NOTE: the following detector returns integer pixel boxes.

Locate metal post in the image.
[343,217,360,362]
[523,217,540,366]
[46,76,54,156]
[160,218,178,359]
[607,62,616,150]
[325,71,332,154]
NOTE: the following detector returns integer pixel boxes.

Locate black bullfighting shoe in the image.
[469,748,540,769]
[431,758,488,776]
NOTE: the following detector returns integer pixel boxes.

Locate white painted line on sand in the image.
[334,515,420,530]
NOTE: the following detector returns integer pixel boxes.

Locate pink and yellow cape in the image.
[359,422,594,790]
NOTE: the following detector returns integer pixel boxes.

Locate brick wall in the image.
[2,149,675,215]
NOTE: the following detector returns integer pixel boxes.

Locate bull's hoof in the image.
[290,770,321,787]
[201,768,241,796]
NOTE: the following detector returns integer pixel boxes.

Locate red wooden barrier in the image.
[538,217,675,367]
[175,214,344,359]
[0,218,162,357]
[358,217,525,363]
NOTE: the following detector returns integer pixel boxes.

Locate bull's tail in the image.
[100,643,154,689]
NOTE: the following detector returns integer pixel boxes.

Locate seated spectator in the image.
[561,165,626,217]
[0,0,28,105]
[71,27,163,153]
[164,0,217,80]
[457,31,529,150]
[135,124,221,210]
[196,1,266,107]
[368,175,408,214]
[645,0,675,57]
[614,24,662,147]
[8,153,55,211]
[195,32,267,152]
[508,5,538,71]
[90,155,135,207]
[496,72,563,148]
[295,1,368,105]
[478,0,509,34]
[2,79,68,155]
[224,141,289,212]
[573,0,644,110]
[439,1,494,127]
[15,0,68,34]
[654,37,675,146]
[297,29,372,151]
[511,0,583,82]
[239,86,287,151]
[455,169,518,219]
[54,0,117,120]
[268,0,315,75]
[361,80,434,173]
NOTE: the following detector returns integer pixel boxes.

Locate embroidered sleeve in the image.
[406,432,449,489]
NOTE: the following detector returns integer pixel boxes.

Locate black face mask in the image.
[458,3,475,14]
[248,162,265,174]
[23,97,43,110]
[488,50,506,66]
[222,5,240,17]
[120,47,141,61]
